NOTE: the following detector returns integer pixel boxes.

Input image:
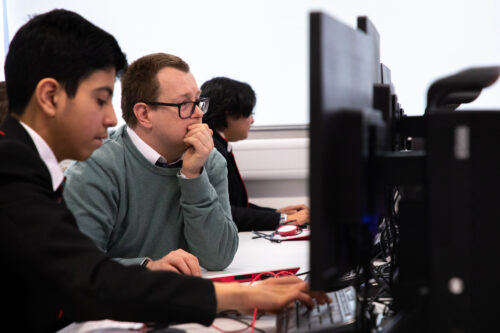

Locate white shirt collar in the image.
[217,130,232,153]
[126,126,170,165]
[19,121,64,191]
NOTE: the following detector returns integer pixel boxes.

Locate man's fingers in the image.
[151,261,181,274]
[166,250,201,276]
[183,136,213,154]
[185,124,212,138]
[185,255,201,276]
[168,257,193,275]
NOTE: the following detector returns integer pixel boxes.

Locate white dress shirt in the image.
[126,126,185,174]
[19,121,64,191]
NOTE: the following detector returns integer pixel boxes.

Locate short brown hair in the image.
[121,53,190,126]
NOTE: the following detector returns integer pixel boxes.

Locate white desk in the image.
[203,231,309,279]
[58,232,309,333]
[174,232,309,333]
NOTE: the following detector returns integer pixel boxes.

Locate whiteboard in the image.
[3,0,500,126]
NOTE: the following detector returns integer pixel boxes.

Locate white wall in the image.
[3,0,500,126]
[232,135,309,208]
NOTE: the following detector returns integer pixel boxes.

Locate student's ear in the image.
[133,102,153,129]
[35,78,63,117]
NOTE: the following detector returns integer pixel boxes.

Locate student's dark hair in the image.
[201,77,256,131]
[4,9,127,115]
[121,53,190,126]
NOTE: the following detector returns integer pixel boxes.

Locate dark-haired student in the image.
[0,9,328,332]
[201,77,310,231]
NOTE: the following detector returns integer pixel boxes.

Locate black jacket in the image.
[213,131,280,231]
[0,115,216,332]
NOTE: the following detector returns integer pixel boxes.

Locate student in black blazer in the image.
[0,81,6,123]
[201,77,310,231]
[0,9,326,332]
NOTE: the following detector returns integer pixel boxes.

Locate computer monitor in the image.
[309,12,389,292]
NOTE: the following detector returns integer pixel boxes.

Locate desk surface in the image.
[202,231,309,279]
[175,232,309,333]
[58,232,309,333]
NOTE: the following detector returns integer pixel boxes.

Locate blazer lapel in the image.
[0,114,53,191]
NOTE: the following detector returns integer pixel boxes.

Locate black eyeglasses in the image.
[144,97,209,119]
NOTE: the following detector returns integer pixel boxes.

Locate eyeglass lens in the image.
[180,99,209,118]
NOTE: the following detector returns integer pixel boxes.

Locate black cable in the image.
[215,311,266,333]
[251,231,281,243]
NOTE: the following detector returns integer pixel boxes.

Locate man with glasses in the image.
[64,53,238,273]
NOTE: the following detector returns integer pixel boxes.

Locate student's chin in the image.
[92,138,104,148]
[79,140,103,160]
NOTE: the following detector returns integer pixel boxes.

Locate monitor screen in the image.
[309,12,389,291]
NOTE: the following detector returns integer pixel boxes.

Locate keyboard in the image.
[276,286,357,333]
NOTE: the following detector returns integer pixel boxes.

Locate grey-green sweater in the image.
[63,125,238,270]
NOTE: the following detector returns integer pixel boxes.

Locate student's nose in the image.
[105,105,118,127]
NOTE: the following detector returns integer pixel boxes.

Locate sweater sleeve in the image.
[179,149,239,270]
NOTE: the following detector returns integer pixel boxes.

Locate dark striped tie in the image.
[55,176,66,204]
[155,160,183,168]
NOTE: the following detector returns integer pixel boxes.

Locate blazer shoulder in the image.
[0,139,52,189]
[0,138,44,167]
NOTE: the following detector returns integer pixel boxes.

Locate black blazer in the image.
[212,131,280,231]
[0,115,216,332]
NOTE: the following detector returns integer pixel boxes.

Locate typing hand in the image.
[145,249,201,276]
[276,204,309,215]
[181,123,214,178]
[214,276,331,314]
[285,207,310,226]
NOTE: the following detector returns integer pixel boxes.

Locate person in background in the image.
[63,53,238,272]
[201,77,310,231]
[0,9,328,332]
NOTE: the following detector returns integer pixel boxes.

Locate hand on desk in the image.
[145,249,201,276]
[214,276,331,314]
[277,204,310,225]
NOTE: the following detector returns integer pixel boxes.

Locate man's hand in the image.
[214,276,331,314]
[181,123,214,178]
[277,204,310,225]
[145,249,201,276]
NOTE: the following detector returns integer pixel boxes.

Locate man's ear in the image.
[35,78,63,117]
[133,102,153,129]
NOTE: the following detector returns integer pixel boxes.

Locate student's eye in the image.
[97,98,107,107]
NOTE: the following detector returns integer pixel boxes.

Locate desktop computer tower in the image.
[394,110,500,332]
[425,110,500,332]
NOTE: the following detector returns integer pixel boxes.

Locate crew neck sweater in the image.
[64,125,238,270]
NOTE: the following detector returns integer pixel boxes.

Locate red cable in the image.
[211,270,296,333]
[212,323,252,333]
